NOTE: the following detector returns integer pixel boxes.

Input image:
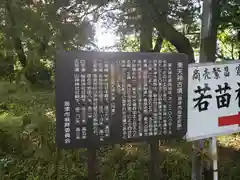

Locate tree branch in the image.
[154,17,195,63]
[150,0,195,63]
[79,5,104,20]
[93,6,120,20]
[65,2,80,12]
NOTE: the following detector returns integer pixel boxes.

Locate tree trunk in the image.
[5,0,39,84]
[138,3,164,179]
[139,2,153,52]
[199,0,220,62]
[5,0,27,68]
[153,31,163,52]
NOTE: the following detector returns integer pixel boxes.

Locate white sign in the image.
[186,60,240,141]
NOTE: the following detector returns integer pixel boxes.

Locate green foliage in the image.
[100,0,239,63]
[0,0,102,84]
[118,36,140,52]
[0,82,54,116]
[219,0,240,29]
[0,59,14,81]
[160,40,178,53]
[116,35,178,53]
[0,82,240,180]
[217,28,239,60]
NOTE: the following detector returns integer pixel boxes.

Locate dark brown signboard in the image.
[55,51,188,148]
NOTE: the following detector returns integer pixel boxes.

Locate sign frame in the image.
[186,60,240,142]
[55,51,189,148]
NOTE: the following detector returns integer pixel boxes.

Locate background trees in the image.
[0,0,239,84]
[99,0,239,62]
[0,0,102,84]
[0,0,240,179]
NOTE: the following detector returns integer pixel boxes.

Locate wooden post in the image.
[88,146,97,180]
[149,140,163,180]
[192,141,203,180]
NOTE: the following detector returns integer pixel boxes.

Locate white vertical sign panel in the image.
[186,60,240,141]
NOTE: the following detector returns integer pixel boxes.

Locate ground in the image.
[0,81,240,180]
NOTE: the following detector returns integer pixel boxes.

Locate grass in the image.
[0,81,240,179]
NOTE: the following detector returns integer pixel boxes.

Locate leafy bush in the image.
[1,82,240,180]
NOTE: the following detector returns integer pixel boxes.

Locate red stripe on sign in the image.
[218,113,240,127]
